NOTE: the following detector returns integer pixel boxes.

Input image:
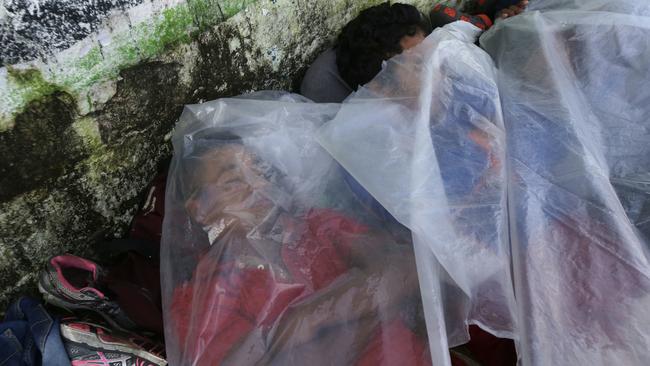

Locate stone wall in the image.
[0,0,465,308]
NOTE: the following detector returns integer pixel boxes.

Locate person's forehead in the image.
[196,143,260,171]
[200,143,247,160]
[400,29,426,50]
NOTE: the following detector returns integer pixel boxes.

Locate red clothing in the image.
[170,263,305,365]
[280,209,362,291]
[169,209,431,365]
[430,4,493,30]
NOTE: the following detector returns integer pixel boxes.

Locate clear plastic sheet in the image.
[162,1,650,364]
[161,93,432,366]
[318,21,517,366]
[319,2,650,365]
[480,2,650,364]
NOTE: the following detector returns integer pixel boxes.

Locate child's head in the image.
[336,2,430,90]
[184,140,288,229]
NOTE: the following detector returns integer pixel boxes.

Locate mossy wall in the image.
[0,0,465,308]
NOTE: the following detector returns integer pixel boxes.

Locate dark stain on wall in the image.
[0,0,146,65]
[97,61,185,144]
[0,91,84,202]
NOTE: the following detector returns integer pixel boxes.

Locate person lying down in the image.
[167,139,433,365]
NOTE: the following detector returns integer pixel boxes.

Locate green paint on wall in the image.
[137,5,195,58]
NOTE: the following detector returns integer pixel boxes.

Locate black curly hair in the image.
[336,2,430,90]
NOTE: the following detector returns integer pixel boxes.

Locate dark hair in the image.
[335,2,429,90]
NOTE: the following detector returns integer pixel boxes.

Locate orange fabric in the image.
[477,14,494,28]
[444,7,458,18]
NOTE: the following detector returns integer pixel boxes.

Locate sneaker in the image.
[38,254,137,332]
[60,318,167,366]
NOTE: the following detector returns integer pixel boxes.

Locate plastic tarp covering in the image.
[161,93,433,366]
[480,1,650,363]
[318,21,517,366]
[162,1,650,364]
[319,1,650,365]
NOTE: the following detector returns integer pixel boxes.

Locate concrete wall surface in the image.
[0,0,464,307]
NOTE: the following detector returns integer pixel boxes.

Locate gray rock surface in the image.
[0,0,146,65]
[0,0,463,309]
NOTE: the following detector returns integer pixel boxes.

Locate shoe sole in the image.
[60,323,167,365]
[37,278,131,334]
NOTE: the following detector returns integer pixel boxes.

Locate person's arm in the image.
[275,228,421,332]
[268,263,417,357]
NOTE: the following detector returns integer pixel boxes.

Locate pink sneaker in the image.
[60,318,166,366]
[38,254,137,332]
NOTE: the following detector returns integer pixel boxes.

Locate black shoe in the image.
[38,254,137,332]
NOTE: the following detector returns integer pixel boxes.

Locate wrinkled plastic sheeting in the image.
[480,1,650,364]
[161,93,432,366]
[161,2,650,364]
[318,21,516,366]
[320,2,650,365]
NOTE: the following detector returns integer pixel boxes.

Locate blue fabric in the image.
[0,297,69,366]
[432,70,497,199]
[343,67,500,224]
[343,168,399,224]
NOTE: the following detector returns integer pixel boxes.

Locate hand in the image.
[497,0,528,19]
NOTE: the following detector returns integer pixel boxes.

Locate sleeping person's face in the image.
[185,144,275,229]
[399,28,426,51]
